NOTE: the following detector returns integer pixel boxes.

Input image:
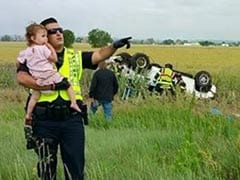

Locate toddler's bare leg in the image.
[67,86,81,112]
[26,91,40,125]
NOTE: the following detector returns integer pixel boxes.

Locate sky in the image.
[0,0,239,41]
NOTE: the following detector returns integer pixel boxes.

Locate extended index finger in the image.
[123,36,132,41]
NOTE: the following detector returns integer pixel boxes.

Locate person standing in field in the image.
[16,17,131,180]
[89,61,119,120]
[154,63,176,96]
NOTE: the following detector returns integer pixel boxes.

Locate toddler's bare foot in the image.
[70,102,81,112]
[25,115,32,126]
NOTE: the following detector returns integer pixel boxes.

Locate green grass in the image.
[1,43,240,179]
[1,94,240,179]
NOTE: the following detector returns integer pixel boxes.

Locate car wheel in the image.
[130,53,150,70]
[194,71,212,92]
[115,52,132,68]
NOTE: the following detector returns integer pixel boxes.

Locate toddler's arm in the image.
[45,42,57,63]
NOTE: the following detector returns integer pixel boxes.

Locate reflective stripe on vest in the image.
[38,48,83,102]
[159,67,173,86]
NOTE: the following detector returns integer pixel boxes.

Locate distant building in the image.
[221,43,229,47]
[183,42,200,46]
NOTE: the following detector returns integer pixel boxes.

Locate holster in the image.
[79,103,88,125]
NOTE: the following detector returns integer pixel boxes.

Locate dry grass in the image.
[0,42,26,63]
[2,42,240,75]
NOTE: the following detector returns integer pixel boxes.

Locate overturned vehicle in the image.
[106,52,216,99]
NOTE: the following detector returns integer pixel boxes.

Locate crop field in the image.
[2,42,240,75]
[0,42,240,179]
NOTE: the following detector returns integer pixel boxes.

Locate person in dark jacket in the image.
[89,61,119,120]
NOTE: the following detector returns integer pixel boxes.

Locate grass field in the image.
[2,42,240,75]
[0,42,240,179]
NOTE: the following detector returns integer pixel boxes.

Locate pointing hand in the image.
[113,37,132,49]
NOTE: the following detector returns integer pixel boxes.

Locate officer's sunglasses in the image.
[47,27,63,35]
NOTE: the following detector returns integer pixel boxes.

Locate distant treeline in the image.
[1,34,240,47]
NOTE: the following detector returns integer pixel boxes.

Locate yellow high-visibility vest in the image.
[38,48,83,102]
[159,67,174,87]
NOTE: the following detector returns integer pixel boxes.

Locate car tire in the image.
[115,52,132,67]
[194,70,212,92]
[130,53,150,70]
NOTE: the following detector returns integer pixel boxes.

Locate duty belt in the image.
[33,102,88,125]
[33,104,77,121]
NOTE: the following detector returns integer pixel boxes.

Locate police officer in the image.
[16,17,131,180]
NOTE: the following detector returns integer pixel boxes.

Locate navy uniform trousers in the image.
[32,104,85,180]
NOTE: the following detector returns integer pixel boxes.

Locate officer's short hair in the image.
[40,17,58,26]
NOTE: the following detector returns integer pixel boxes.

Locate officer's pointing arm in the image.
[91,37,132,65]
[91,45,116,65]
